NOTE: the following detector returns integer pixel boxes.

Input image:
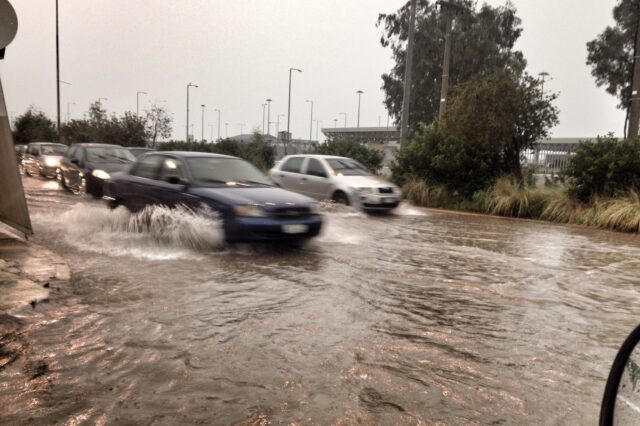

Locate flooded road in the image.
[2,176,640,424]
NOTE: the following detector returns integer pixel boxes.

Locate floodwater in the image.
[1,176,640,424]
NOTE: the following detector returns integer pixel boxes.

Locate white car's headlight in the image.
[234,205,267,218]
[358,187,374,194]
[44,157,59,167]
[91,169,111,180]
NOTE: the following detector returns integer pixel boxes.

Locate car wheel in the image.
[332,191,350,206]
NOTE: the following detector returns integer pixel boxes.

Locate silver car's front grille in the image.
[378,187,393,194]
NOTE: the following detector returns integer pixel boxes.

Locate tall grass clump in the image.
[402,178,455,208]
[589,191,640,232]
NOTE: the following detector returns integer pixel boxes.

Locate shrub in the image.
[563,135,640,201]
[313,139,383,173]
[12,107,58,144]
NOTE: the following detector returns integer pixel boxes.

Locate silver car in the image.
[269,155,401,211]
[22,142,68,179]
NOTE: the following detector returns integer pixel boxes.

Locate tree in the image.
[392,70,559,196]
[586,0,640,131]
[377,0,526,133]
[444,70,559,185]
[312,139,384,173]
[563,135,640,201]
[12,107,58,144]
[145,104,173,148]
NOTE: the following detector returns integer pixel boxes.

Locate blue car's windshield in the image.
[187,157,272,187]
[86,147,136,163]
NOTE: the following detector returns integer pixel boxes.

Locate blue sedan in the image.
[103,152,323,242]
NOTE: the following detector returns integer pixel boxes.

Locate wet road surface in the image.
[1,176,640,424]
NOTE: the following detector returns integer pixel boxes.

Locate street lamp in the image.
[266,98,272,135]
[224,122,229,138]
[286,68,302,155]
[215,108,221,140]
[340,112,347,128]
[262,103,266,134]
[186,82,198,141]
[209,125,214,142]
[305,100,313,141]
[201,104,206,141]
[66,102,75,122]
[333,118,338,128]
[356,90,363,128]
[314,120,322,141]
[136,91,147,117]
[276,114,284,135]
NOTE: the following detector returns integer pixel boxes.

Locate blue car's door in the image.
[122,154,164,212]
[156,156,201,210]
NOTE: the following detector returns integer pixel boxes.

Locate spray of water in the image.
[34,203,224,260]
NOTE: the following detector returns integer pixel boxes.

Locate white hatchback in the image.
[269,155,401,212]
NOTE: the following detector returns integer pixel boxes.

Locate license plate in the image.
[282,224,308,234]
[383,198,397,204]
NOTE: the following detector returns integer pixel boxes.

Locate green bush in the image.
[312,139,383,173]
[12,107,58,144]
[563,135,640,201]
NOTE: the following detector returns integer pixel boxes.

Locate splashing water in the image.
[33,203,224,260]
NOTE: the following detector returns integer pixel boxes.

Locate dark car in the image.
[22,142,67,178]
[58,143,136,198]
[14,144,27,172]
[128,147,155,158]
[104,152,323,242]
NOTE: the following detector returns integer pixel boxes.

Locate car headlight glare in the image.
[91,169,111,180]
[44,157,59,167]
[234,205,267,218]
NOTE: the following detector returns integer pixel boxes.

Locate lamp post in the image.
[305,100,313,141]
[356,90,363,127]
[136,91,147,117]
[314,120,322,141]
[209,125,214,142]
[66,102,75,122]
[333,118,338,128]
[215,108,221,140]
[266,98,272,135]
[276,114,284,135]
[224,122,229,138]
[261,103,266,134]
[340,112,347,128]
[201,104,206,141]
[286,68,302,155]
[186,82,198,141]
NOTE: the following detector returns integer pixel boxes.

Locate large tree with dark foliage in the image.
[12,107,58,144]
[377,0,526,132]
[586,0,640,133]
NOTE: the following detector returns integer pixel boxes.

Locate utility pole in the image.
[287,68,302,155]
[215,108,221,140]
[136,91,147,117]
[262,103,266,134]
[266,98,272,135]
[399,0,417,146]
[628,3,640,140]
[356,90,363,127]
[340,112,347,128]
[55,0,61,134]
[186,82,197,141]
[201,104,206,141]
[437,1,465,121]
[306,100,313,141]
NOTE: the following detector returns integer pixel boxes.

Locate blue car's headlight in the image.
[234,205,267,218]
[91,169,111,180]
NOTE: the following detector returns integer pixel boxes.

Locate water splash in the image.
[33,203,224,260]
[393,202,427,216]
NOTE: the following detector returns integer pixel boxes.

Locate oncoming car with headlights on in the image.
[57,143,136,198]
[103,152,323,243]
[22,142,67,179]
[269,154,401,212]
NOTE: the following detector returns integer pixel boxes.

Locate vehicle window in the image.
[187,157,272,187]
[281,157,303,173]
[158,157,185,183]
[131,155,164,180]
[72,147,84,162]
[27,145,38,155]
[85,147,136,163]
[40,144,66,155]
[65,145,77,159]
[326,158,371,176]
[306,158,327,178]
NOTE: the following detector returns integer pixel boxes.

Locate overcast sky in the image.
[0,0,624,142]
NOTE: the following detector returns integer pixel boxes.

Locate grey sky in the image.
[0,0,624,141]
